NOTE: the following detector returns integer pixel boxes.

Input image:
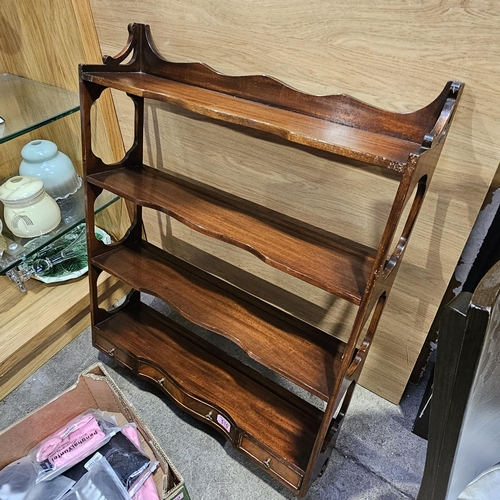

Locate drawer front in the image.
[137,361,237,442]
[94,332,136,371]
[188,399,237,442]
[239,435,303,490]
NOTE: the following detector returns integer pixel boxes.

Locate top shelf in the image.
[83,71,420,169]
[80,23,462,173]
[0,74,79,144]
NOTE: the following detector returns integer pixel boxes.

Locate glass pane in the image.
[0,189,119,274]
[0,74,79,144]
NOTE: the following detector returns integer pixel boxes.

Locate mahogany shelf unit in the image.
[80,23,463,496]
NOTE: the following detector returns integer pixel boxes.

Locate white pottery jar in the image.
[0,176,61,238]
[19,139,82,200]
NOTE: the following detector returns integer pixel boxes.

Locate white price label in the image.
[217,414,232,433]
[84,452,103,470]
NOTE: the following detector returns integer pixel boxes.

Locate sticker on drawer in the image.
[217,414,232,433]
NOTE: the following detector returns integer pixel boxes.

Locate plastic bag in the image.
[63,423,157,492]
[0,455,74,500]
[121,424,160,500]
[29,409,120,482]
[61,456,130,500]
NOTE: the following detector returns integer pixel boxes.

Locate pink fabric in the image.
[121,426,160,500]
[36,414,106,468]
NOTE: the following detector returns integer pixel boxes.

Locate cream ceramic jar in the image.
[0,176,61,238]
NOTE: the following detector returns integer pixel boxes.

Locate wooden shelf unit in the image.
[80,23,463,496]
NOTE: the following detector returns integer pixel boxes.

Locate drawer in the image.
[93,333,135,371]
[188,399,237,442]
[239,435,303,490]
[137,361,173,393]
[137,362,237,442]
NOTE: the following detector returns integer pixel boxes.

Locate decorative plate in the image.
[24,224,111,283]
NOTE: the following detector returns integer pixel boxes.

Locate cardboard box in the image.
[0,363,190,500]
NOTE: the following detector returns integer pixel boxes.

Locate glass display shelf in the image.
[0,188,118,275]
[0,74,80,144]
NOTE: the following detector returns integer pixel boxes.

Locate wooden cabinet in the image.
[80,23,463,496]
[0,0,128,400]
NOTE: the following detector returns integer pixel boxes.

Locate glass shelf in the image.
[0,74,80,144]
[0,189,118,274]
[0,74,116,278]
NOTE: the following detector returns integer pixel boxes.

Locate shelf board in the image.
[93,300,323,472]
[88,165,376,304]
[82,71,421,170]
[0,74,79,144]
[92,241,346,400]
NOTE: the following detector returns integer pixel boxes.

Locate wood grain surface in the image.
[0,0,127,398]
[91,240,346,400]
[87,0,500,402]
[0,273,126,400]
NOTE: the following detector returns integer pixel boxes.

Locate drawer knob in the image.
[205,411,213,421]
[107,348,115,357]
[263,458,271,468]
[158,378,165,386]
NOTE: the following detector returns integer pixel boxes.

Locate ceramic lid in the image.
[21,139,58,162]
[0,175,45,203]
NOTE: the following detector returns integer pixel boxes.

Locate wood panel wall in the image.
[0,0,128,398]
[88,0,500,403]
